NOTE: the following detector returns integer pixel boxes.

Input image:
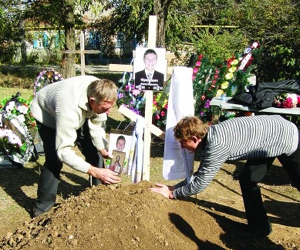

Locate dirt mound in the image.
[0,181,227,250]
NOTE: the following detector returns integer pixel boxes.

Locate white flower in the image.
[17,104,29,114]
[287,93,298,107]
[5,101,16,113]
[7,132,22,146]
[0,129,7,138]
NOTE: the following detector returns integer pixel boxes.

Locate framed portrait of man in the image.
[134,47,167,91]
[108,130,134,174]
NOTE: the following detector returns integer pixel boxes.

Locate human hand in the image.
[88,166,121,184]
[150,183,174,199]
[99,149,113,159]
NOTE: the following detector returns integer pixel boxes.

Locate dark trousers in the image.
[239,130,300,230]
[35,120,104,213]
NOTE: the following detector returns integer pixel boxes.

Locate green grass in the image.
[0,87,33,100]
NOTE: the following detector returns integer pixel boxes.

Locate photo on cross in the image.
[134,47,167,91]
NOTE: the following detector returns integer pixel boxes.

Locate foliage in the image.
[235,0,300,81]
[0,3,22,63]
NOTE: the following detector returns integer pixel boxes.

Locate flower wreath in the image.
[192,42,261,122]
[34,69,64,95]
[273,93,300,108]
[0,93,37,166]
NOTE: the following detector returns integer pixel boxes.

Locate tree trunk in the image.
[20,20,27,66]
[62,0,76,78]
[153,0,172,47]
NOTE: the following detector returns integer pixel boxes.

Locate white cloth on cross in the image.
[163,66,195,181]
[131,116,145,183]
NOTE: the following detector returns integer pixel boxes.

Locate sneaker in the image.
[244,223,272,239]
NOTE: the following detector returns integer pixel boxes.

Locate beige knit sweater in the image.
[30,75,107,173]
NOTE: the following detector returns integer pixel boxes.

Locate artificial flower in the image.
[221,81,229,89]
[225,72,234,80]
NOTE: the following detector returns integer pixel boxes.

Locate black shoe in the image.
[31,206,45,218]
[244,223,272,239]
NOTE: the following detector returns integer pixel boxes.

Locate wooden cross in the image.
[116,15,166,181]
[64,31,100,75]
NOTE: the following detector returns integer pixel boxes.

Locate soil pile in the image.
[1,179,299,250]
[0,181,227,250]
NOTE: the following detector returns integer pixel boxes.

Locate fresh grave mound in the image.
[0,181,226,250]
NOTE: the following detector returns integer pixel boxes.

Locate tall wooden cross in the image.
[116,15,166,181]
[64,31,100,75]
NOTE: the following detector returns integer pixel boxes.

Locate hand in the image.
[150,183,174,199]
[99,149,113,159]
[88,166,121,184]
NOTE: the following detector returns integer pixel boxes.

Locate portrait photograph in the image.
[108,131,134,173]
[134,47,167,91]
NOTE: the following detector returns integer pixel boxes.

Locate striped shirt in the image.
[173,115,298,198]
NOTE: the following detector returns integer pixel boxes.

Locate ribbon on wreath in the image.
[238,42,260,71]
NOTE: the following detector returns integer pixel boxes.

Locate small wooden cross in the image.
[64,31,100,75]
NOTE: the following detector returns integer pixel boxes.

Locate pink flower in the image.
[160,111,165,117]
[132,89,140,96]
[195,61,202,67]
[164,103,168,109]
[193,68,199,74]
[156,114,160,120]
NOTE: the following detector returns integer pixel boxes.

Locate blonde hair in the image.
[87,79,118,104]
[174,116,209,141]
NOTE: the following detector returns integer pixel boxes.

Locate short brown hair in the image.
[87,79,118,104]
[174,116,209,141]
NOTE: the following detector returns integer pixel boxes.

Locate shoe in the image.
[244,223,272,239]
[31,206,45,218]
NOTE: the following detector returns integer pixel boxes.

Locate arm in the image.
[152,143,228,199]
